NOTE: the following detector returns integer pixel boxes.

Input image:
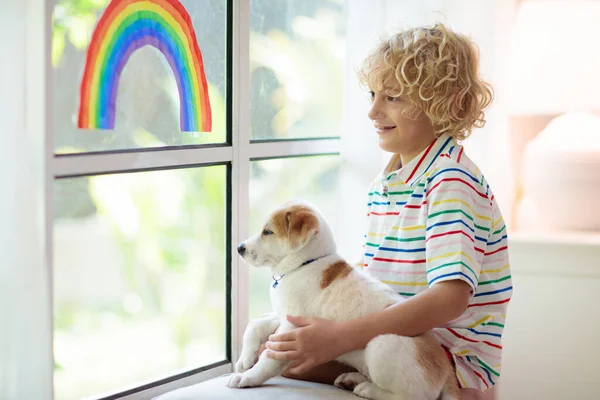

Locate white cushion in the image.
[155,374,358,400]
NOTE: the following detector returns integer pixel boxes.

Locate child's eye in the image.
[387,95,401,102]
[262,229,274,236]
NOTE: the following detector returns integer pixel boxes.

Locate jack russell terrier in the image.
[229,201,459,400]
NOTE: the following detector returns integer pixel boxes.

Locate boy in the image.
[266,23,512,400]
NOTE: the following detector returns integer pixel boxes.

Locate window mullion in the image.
[248,138,341,160]
[230,0,251,366]
[53,146,234,178]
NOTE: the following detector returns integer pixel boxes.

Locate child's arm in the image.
[257,342,357,385]
[268,166,487,374]
[338,279,471,350]
[266,279,470,375]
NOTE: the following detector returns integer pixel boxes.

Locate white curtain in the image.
[0,0,53,399]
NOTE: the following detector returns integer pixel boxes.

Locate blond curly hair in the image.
[359,23,493,141]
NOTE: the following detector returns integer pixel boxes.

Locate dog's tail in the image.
[437,373,460,400]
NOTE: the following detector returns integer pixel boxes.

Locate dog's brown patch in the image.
[271,208,290,236]
[441,374,460,399]
[270,205,319,249]
[320,261,352,289]
[414,334,457,393]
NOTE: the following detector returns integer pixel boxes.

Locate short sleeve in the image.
[424,165,492,293]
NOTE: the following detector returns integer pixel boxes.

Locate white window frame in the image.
[2,0,345,399]
[2,0,394,397]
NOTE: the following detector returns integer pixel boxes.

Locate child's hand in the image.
[265,315,347,375]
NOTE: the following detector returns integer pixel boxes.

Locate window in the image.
[51,0,232,398]
[249,0,346,139]
[53,168,227,399]
[52,0,228,154]
[246,0,346,319]
[49,0,346,398]
[248,155,341,320]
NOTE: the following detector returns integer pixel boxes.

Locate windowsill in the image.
[508,229,600,278]
[509,229,600,247]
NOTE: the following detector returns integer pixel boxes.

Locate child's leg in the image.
[459,386,496,400]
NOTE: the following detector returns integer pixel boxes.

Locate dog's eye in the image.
[262,229,274,236]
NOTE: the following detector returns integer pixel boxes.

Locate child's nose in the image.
[368,97,385,121]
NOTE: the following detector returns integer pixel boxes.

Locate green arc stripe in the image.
[368,191,388,197]
[493,225,506,235]
[384,236,425,242]
[426,211,491,232]
[478,359,500,377]
[428,209,473,222]
[479,275,511,285]
[474,223,490,232]
[482,322,504,328]
[427,261,478,283]
[367,236,425,246]
[100,11,198,122]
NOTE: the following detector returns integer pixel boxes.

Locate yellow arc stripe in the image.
[492,217,503,229]
[392,225,425,231]
[367,225,425,237]
[90,1,201,126]
[387,181,407,187]
[431,199,492,222]
[480,264,510,274]
[456,370,468,388]
[367,232,387,237]
[469,316,493,328]
[427,251,474,265]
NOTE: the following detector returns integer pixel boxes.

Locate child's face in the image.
[368,85,436,161]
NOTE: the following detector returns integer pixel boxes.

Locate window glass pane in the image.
[250,0,346,139]
[52,0,227,154]
[53,166,226,399]
[247,156,340,320]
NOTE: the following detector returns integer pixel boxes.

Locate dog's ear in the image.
[286,209,319,251]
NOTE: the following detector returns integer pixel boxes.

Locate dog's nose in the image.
[237,244,246,256]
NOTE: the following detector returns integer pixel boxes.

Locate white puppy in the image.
[228,201,459,400]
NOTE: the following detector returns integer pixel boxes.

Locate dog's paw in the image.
[227,373,261,388]
[234,352,257,373]
[353,381,390,400]
[334,372,369,391]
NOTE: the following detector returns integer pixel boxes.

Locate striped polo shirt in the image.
[363,133,512,391]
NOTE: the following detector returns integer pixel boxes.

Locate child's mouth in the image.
[375,125,396,134]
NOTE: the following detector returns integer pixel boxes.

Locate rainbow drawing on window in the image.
[78,0,212,132]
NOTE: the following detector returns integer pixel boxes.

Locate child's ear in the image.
[286,209,320,251]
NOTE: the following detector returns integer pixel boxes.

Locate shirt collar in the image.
[382,133,457,187]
